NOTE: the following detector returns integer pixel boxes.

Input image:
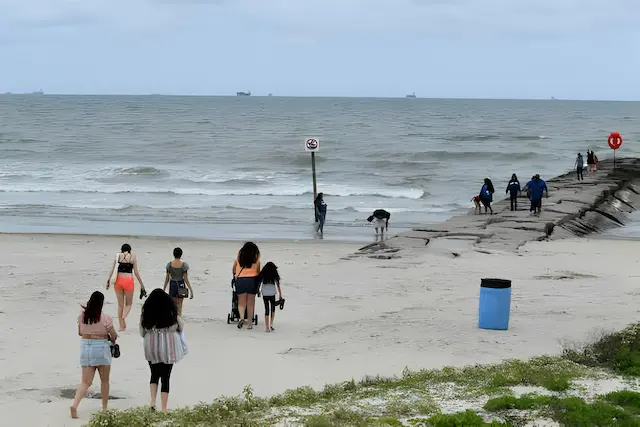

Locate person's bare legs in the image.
[161,391,169,413]
[237,293,248,328]
[96,365,111,410]
[70,366,96,418]
[270,312,276,331]
[246,294,256,329]
[115,288,125,330]
[173,298,183,316]
[121,290,134,330]
[150,382,158,409]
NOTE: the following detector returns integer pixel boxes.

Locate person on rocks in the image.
[506,174,521,211]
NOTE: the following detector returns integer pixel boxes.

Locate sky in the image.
[0,0,639,100]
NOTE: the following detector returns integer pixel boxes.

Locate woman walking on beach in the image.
[232,242,261,330]
[106,243,146,331]
[71,291,118,419]
[315,192,327,235]
[479,178,494,215]
[140,289,187,413]
[163,247,194,316]
[259,262,283,332]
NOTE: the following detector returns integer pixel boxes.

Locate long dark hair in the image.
[238,242,260,268]
[82,291,104,325]
[260,262,280,285]
[509,174,518,183]
[141,289,178,329]
[315,193,324,205]
[485,178,495,194]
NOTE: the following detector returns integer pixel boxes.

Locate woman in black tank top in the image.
[106,243,146,331]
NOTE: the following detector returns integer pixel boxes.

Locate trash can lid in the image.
[481,278,512,289]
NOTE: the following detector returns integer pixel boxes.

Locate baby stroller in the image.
[227,288,258,325]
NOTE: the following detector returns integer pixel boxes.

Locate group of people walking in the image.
[71,242,284,419]
[575,150,598,181]
[475,174,548,216]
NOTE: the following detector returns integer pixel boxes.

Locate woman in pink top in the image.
[70,291,118,419]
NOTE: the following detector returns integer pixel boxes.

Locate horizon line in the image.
[0,93,638,102]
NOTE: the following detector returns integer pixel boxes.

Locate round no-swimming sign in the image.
[305,138,320,152]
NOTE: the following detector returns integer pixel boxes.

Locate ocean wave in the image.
[0,186,425,199]
[441,133,549,142]
[115,166,168,177]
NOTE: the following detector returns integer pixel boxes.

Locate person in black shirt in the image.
[367,209,391,236]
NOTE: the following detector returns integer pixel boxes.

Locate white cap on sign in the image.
[304,138,320,152]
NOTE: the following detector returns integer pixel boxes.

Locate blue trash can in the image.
[478,278,512,330]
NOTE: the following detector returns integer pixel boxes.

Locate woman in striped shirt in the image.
[139,289,187,413]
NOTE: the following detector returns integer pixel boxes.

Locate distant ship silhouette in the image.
[406,92,416,98]
[236,91,251,96]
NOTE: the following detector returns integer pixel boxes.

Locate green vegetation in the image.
[563,322,640,376]
[87,324,640,427]
[484,392,640,426]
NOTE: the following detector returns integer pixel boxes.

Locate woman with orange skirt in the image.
[106,243,146,331]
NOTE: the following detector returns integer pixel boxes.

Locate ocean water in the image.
[1,95,639,242]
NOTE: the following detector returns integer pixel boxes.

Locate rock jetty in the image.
[357,158,640,257]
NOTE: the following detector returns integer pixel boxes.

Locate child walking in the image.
[258,262,283,332]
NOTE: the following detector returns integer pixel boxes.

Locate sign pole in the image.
[614,150,616,170]
[304,137,321,220]
[311,152,317,202]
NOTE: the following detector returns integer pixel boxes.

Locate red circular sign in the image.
[608,132,622,150]
[306,138,318,150]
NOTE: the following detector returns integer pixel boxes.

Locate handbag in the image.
[177,283,189,298]
[179,330,188,356]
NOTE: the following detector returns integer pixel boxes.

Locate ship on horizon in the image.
[236,91,251,96]
[406,92,416,98]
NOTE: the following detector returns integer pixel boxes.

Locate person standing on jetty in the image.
[505,174,521,211]
[71,291,118,419]
[232,242,261,330]
[140,289,186,413]
[314,193,327,235]
[106,244,146,331]
[479,178,494,214]
[367,209,391,237]
[163,247,194,316]
[527,174,549,216]
[587,150,595,175]
[575,153,585,181]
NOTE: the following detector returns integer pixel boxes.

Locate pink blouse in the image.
[77,312,113,336]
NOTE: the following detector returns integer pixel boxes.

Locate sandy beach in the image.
[1,233,639,426]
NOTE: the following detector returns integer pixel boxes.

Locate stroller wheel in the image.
[254,315,258,325]
[227,313,231,324]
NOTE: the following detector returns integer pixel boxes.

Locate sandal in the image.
[270,326,275,332]
[247,325,253,330]
[237,319,244,329]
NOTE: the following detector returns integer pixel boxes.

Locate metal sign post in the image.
[305,138,320,217]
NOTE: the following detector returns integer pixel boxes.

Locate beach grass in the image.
[87,323,640,427]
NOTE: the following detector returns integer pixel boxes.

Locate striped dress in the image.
[140,317,186,364]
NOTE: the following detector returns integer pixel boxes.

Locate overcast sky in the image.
[0,0,638,99]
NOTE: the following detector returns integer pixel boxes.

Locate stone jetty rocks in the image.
[357,158,640,257]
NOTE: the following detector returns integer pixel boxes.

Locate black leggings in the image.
[149,362,173,393]
[263,295,276,315]
[510,195,518,211]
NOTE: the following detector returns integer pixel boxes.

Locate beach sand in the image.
[1,233,639,426]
